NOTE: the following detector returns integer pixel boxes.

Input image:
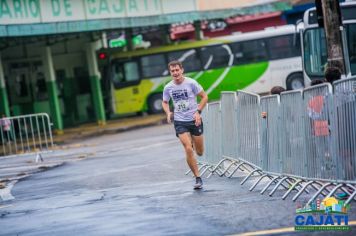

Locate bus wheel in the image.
[286,73,304,90]
[148,94,163,114]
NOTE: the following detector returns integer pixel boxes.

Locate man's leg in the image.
[178,132,200,177]
[192,135,204,156]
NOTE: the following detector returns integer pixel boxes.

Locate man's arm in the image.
[193,90,208,126]
[162,100,173,124]
[197,90,208,112]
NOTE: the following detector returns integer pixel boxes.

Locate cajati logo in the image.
[295,197,351,231]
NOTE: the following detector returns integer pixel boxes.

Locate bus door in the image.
[111,59,141,114]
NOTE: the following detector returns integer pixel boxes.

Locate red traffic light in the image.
[98,52,107,60]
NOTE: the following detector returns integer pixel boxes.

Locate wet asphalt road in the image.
[0,124,356,235]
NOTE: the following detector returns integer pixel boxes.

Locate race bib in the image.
[176,100,190,112]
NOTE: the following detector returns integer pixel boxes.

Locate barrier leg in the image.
[219,161,237,177]
[200,165,213,177]
[227,162,249,178]
[309,182,328,196]
[206,159,227,178]
[345,189,356,205]
[240,169,262,185]
[292,181,316,201]
[326,183,344,198]
[186,163,208,176]
[249,174,269,191]
[341,184,355,196]
[269,176,289,196]
[260,176,280,194]
[282,179,303,200]
[307,182,333,206]
[212,166,225,177]
[198,164,208,172]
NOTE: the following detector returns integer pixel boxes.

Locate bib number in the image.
[176,100,190,112]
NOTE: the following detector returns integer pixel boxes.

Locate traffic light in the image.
[98,52,107,60]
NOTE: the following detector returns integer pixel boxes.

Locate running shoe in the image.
[194,177,203,189]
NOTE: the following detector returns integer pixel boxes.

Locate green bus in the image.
[98,24,302,115]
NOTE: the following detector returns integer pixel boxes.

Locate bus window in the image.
[124,62,140,82]
[233,39,268,65]
[141,54,167,78]
[199,45,232,70]
[347,24,356,75]
[167,49,201,72]
[112,63,125,83]
[112,61,140,83]
[267,34,300,60]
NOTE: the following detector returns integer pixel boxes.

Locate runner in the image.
[162,60,208,189]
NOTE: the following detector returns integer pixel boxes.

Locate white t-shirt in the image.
[162,77,203,122]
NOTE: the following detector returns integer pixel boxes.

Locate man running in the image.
[162,61,208,189]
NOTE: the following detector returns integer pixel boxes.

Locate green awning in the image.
[0,2,291,37]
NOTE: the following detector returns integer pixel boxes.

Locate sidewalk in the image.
[53,114,166,144]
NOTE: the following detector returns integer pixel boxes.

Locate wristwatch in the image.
[197,109,202,114]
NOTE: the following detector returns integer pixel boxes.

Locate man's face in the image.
[169,65,184,81]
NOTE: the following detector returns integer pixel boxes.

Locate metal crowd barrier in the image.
[235,91,261,168]
[279,90,307,178]
[194,78,356,205]
[0,113,53,161]
[207,92,255,178]
[203,102,222,175]
[333,78,356,181]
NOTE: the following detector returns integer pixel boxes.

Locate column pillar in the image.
[194,21,203,40]
[42,46,63,133]
[0,53,10,117]
[161,25,171,45]
[86,42,106,125]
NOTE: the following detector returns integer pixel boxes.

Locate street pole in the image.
[125,28,134,51]
[321,0,345,73]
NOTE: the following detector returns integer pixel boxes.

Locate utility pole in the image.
[320,0,345,73]
[125,28,134,51]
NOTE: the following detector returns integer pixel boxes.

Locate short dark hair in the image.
[270,86,286,95]
[325,67,341,83]
[168,60,183,69]
[310,78,325,86]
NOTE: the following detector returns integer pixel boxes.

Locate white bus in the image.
[302,1,356,85]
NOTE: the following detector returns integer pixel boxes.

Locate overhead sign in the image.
[0,0,197,25]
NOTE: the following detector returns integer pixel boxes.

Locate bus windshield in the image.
[303,23,356,78]
[347,23,356,75]
[303,28,327,78]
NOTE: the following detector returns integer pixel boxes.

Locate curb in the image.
[53,117,167,144]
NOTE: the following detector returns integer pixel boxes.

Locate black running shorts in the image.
[174,120,204,138]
